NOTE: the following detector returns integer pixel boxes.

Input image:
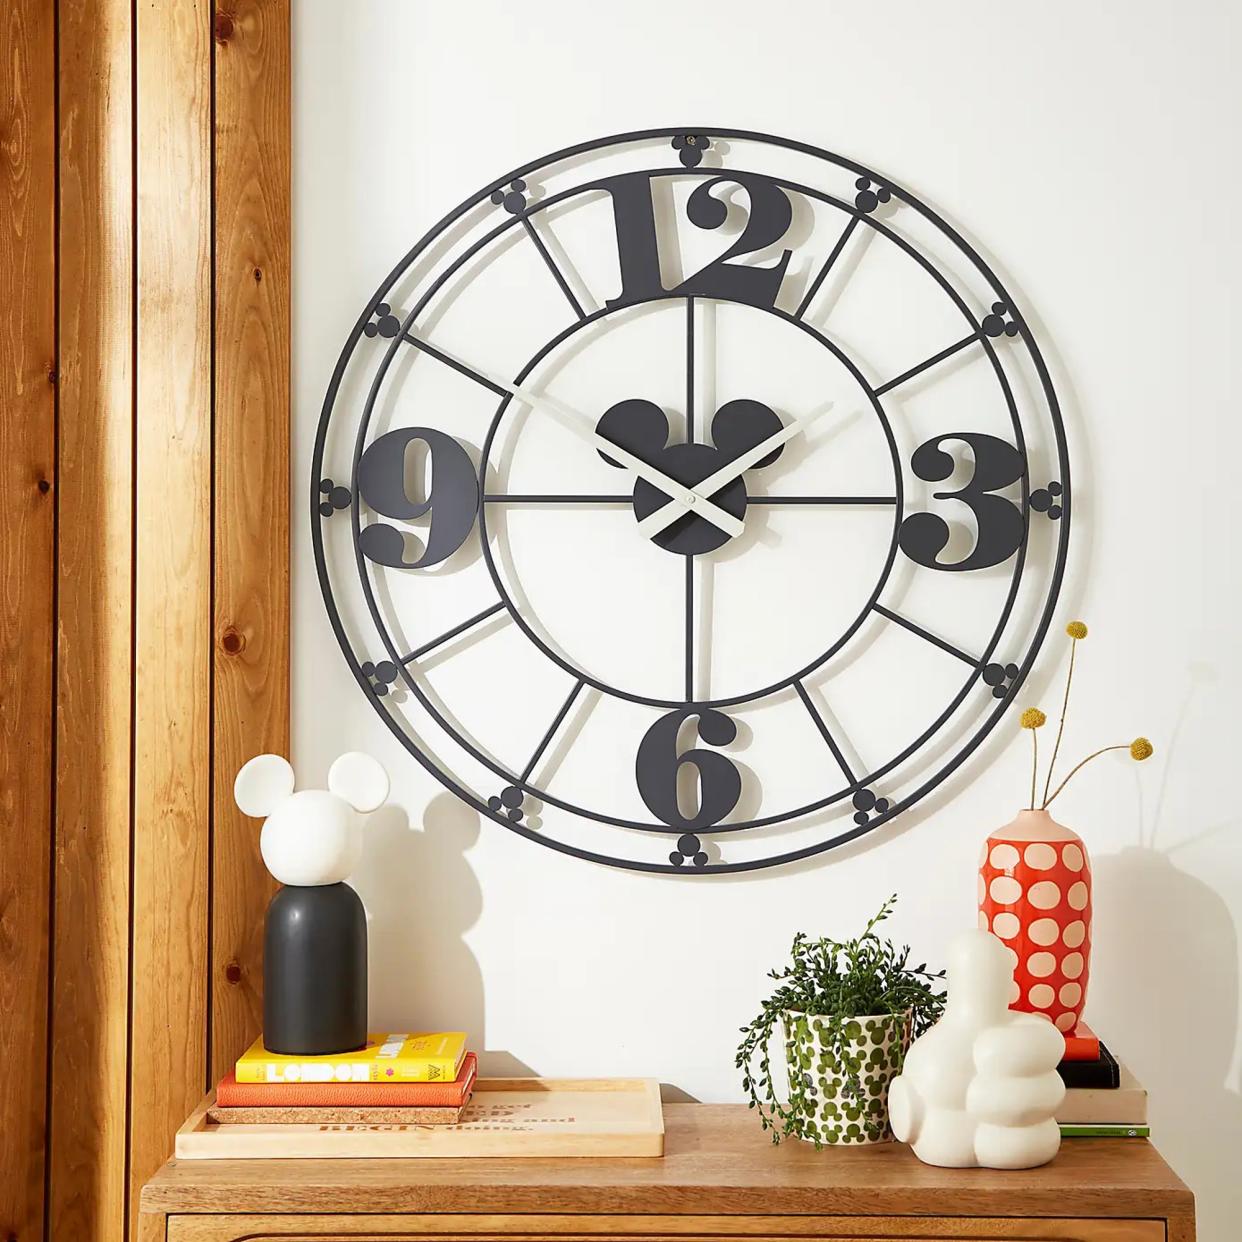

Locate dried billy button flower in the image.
[1018,619,1155,809]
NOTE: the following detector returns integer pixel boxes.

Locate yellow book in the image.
[235,1032,467,1084]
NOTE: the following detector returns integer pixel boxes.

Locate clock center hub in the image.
[630,441,750,555]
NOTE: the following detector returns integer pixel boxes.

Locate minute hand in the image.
[635,403,835,541]
[403,331,744,538]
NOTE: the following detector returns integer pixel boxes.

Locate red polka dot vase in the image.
[977,809,1091,1033]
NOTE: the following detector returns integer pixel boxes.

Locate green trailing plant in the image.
[735,895,945,1147]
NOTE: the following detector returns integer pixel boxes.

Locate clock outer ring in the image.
[310,127,1072,874]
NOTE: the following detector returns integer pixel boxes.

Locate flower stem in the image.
[1042,638,1078,805]
[1030,728,1039,810]
[1043,745,1127,808]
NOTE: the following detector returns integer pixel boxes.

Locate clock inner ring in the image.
[475,295,903,710]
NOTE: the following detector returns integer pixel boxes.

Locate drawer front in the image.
[166,1217,1166,1242]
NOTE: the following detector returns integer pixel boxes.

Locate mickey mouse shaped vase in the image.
[234,752,389,1055]
[888,928,1065,1169]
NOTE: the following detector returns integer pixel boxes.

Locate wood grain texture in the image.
[50,1,134,1238]
[0,0,56,1237]
[131,1,213,1238]
[1166,1209,1196,1242]
[141,1105,1194,1222]
[209,0,290,1085]
[163,1218,1165,1242]
[138,1211,169,1242]
[0,2,289,1237]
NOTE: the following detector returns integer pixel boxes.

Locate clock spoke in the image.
[686,296,696,442]
[794,680,858,786]
[794,214,860,321]
[747,494,897,505]
[483,493,632,504]
[874,331,981,397]
[399,600,507,666]
[684,554,694,702]
[873,603,980,668]
[401,331,510,398]
[795,681,894,831]
[521,217,587,320]
[520,678,587,783]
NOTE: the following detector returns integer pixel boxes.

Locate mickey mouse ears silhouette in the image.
[596,397,784,469]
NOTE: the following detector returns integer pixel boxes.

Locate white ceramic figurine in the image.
[888,928,1065,1169]
[234,751,389,1054]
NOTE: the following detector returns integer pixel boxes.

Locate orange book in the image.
[1062,1020,1100,1062]
[216,1052,476,1108]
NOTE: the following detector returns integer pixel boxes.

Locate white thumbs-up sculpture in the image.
[888,929,1065,1169]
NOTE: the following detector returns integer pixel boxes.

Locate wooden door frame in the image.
[0,3,291,1239]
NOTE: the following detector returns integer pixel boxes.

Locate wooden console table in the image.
[139,1103,1195,1241]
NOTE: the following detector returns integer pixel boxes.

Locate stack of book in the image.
[211,1032,476,1125]
[1054,1021,1148,1138]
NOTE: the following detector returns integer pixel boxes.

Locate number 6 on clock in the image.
[636,708,742,832]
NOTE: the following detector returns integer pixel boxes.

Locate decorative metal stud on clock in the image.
[312,128,1070,874]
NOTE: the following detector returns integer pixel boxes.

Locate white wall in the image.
[294,3,1242,1234]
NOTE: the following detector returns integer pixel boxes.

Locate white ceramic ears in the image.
[232,751,390,886]
[233,752,390,818]
[327,752,390,815]
[234,753,296,817]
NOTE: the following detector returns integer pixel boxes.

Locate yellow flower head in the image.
[1066,621,1088,640]
[1021,708,1047,729]
[1130,737,1154,761]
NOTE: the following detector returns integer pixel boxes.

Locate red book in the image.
[1062,1020,1100,1063]
[216,1052,476,1108]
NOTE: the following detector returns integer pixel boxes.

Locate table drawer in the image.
[166,1216,1166,1242]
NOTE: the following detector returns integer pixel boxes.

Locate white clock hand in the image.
[405,332,745,538]
[635,402,836,541]
[505,383,745,538]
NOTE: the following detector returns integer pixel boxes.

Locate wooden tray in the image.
[176,1077,664,1159]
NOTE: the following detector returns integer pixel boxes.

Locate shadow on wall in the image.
[349,790,538,1078]
[1085,662,1242,1237]
[1091,845,1241,1230]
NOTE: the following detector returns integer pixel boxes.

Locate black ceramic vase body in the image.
[263,882,367,1055]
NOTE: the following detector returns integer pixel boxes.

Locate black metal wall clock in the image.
[312,127,1070,874]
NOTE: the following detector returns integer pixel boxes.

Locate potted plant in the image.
[736,896,945,1147]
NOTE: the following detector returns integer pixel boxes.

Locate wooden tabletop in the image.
[141,1103,1193,1221]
